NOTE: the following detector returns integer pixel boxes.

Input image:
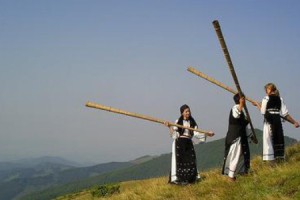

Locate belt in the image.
[267,111,280,114]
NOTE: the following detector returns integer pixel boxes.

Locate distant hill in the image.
[0,160,135,200]
[14,156,83,168]
[130,155,158,165]
[0,156,80,171]
[19,130,298,200]
[56,142,300,200]
[0,156,80,200]
[0,155,158,200]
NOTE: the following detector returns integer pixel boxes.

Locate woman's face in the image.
[265,87,272,95]
[182,108,191,120]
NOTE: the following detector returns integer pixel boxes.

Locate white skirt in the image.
[263,122,275,160]
[223,137,244,178]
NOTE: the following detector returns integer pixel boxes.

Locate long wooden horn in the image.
[86,102,212,135]
[187,67,256,104]
[212,20,258,144]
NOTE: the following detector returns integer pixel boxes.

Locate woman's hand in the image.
[294,121,300,128]
[164,121,170,127]
[252,101,261,108]
[207,131,215,137]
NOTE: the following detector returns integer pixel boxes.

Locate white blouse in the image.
[170,119,206,142]
[232,104,242,119]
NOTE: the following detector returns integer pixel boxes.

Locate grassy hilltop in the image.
[57,143,300,200]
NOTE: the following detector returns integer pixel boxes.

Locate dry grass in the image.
[57,143,300,200]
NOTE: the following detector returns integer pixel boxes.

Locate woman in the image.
[165,104,214,185]
[254,83,299,161]
[222,94,251,181]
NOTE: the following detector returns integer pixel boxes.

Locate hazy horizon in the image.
[1,1,300,164]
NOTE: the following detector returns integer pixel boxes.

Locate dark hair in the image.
[180,104,190,114]
[233,93,244,104]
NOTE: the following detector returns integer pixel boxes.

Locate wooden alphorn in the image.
[212,20,258,144]
[86,102,213,135]
[187,67,256,104]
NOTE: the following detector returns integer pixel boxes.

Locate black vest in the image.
[226,108,249,146]
[176,116,197,137]
[266,95,281,111]
[265,95,281,123]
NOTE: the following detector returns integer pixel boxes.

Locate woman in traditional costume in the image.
[254,83,299,162]
[222,94,251,181]
[165,104,214,185]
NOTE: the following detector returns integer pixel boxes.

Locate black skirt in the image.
[267,114,285,159]
[174,137,198,183]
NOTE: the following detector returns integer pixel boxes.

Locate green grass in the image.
[56,143,300,200]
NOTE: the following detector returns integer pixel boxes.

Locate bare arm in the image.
[284,115,300,128]
[252,101,261,110]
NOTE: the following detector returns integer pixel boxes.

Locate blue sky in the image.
[1,1,300,164]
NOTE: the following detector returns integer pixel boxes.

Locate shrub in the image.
[90,184,120,197]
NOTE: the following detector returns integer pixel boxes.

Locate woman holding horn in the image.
[253,83,299,162]
[164,104,214,185]
[222,93,251,181]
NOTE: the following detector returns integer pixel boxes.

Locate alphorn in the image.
[187,67,256,104]
[187,67,294,125]
[212,20,258,144]
[86,102,213,135]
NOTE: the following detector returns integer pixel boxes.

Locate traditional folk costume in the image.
[261,95,288,161]
[169,116,206,184]
[222,104,251,179]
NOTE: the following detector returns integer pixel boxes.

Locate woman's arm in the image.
[164,121,179,139]
[280,97,299,127]
[284,115,300,128]
[252,97,268,115]
[193,126,214,141]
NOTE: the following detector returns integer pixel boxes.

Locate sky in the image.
[1,0,300,164]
